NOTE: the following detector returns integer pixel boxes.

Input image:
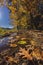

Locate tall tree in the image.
[7,0,43,30]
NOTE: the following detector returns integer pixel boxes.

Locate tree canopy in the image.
[1,0,43,30]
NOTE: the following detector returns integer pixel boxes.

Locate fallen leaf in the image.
[5,56,18,63]
[21,38,26,40]
[18,47,32,60]
[18,40,27,44]
[9,44,17,47]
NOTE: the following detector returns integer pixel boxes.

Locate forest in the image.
[0,0,43,65]
[7,0,43,30]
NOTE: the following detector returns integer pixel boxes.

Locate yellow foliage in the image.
[7,0,43,29]
[19,5,26,13]
[18,40,27,44]
[8,6,16,13]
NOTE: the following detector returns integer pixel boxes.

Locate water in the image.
[0,37,9,46]
[0,33,17,47]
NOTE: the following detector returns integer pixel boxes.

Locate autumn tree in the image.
[7,0,43,30]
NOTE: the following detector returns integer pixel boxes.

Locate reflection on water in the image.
[0,37,9,46]
[0,33,17,47]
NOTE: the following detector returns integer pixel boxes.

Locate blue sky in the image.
[0,6,13,28]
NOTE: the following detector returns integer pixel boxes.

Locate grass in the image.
[0,28,15,37]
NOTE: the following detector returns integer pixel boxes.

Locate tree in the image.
[7,0,43,30]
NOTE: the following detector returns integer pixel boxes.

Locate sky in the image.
[0,5,13,28]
